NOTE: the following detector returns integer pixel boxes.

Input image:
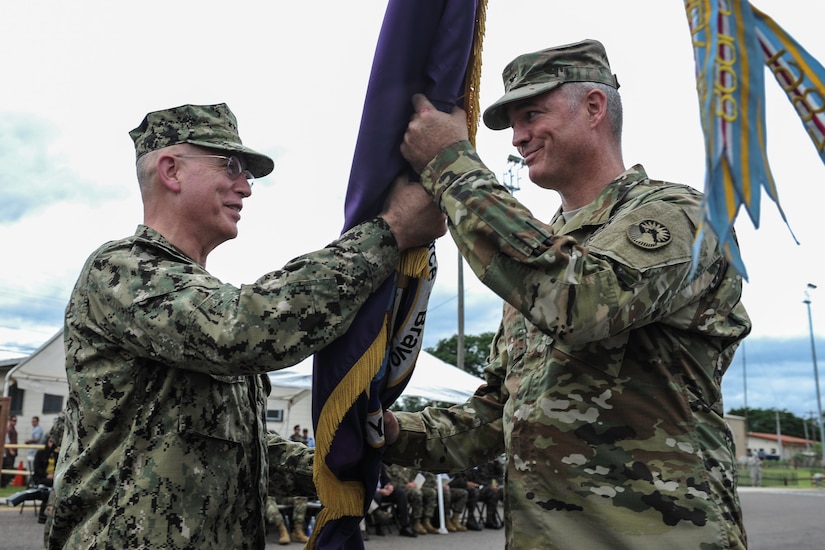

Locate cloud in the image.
[724,336,825,416]
[0,112,125,223]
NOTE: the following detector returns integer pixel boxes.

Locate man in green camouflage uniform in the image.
[48,103,446,550]
[443,477,468,533]
[282,496,310,543]
[265,495,310,545]
[42,412,65,548]
[264,497,291,545]
[385,463,438,534]
[385,40,751,549]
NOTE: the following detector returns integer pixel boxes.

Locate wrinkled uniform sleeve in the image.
[71,218,400,375]
[419,141,738,344]
[384,330,506,472]
[267,432,315,498]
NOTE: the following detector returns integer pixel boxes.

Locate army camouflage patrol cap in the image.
[129,103,275,178]
[483,39,620,130]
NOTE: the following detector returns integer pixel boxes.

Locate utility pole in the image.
[741,341,748,431]
[457,253,465,371]
[775,410,783,460]
[803,412,811,453]
[803,283,825,463]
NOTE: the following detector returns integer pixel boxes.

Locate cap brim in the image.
[187,139,275,178]
[482,81,563,130]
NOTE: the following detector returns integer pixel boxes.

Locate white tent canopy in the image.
[267,350,484,405]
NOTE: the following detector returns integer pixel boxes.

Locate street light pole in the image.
[803,283,825,463]
[457,252,465,372]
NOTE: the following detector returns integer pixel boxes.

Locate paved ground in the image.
[3,488,824,549]
[737,487,825,550]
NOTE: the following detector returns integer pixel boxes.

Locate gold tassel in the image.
[309,320,389,546]
[464,0,488,147]
[398,247,431,279]
[308,3,487,545]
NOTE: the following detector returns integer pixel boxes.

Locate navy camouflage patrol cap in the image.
[483,39,620,130]
[129,103,275,178]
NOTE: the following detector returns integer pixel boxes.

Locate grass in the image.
[2,485,27,499]
[739,466,825,489]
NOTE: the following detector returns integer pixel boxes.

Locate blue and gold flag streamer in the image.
[685,0,776,278]
[685,1,825,278]
[307,1,486,548]
[753,7,825,165]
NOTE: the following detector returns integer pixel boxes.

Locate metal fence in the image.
[739,471,800,487]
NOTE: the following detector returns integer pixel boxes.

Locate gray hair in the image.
[561,81,623,140]
[136,150,159,190]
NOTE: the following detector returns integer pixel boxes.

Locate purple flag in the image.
[308,1,485,548]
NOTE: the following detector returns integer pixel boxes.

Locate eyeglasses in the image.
[175,154,255,185]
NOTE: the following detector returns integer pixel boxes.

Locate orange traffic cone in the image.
[11,460,25,486]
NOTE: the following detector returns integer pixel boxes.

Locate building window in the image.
[9,383,24,416]
[42,394,64,414]
[266,409,284,422]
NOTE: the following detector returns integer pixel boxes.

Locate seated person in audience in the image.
[442,475,468,532]
[264,494,314,544]
[473,459,504,529]
[373,463,417,537]
[31,436,60,523]
[385,463,438,534]
[264,497,291,546]
[466,463,504,530]
[281,496,310,543]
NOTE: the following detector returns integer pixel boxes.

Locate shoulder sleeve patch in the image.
[626,220,671,249]
[587,200,694,271]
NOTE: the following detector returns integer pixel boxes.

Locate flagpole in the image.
[803,283,825,463]
[457,251,465,371]
[741,341,748,432]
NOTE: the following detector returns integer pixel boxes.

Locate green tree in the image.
[728,407,818,440]
[425,332,496,378]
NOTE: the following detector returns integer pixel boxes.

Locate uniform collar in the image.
[551,164,648,233]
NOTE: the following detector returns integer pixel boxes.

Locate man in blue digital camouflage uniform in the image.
[385,39,751,549]
[49,103,445,549]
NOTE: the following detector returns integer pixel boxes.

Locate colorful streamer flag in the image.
[753,7,825,166]
[307,1,486,548]
[684,1,825,278]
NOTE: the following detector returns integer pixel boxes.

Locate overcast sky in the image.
[1,1,823,418]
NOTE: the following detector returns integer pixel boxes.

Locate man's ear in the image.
[156,154,182,193]
[585,88,608,127]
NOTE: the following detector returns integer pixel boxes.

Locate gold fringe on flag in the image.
[308,2,486,546]
[308,246,430,546]
[464,0,487,146]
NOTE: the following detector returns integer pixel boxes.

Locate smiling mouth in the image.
[522,150,537,165]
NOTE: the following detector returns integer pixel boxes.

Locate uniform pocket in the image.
[178,372,251,443]
[553,332,629,379]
